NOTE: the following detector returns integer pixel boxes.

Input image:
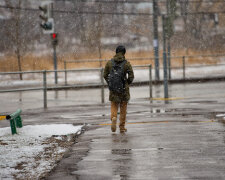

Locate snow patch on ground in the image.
[216,114,225,117]
[216,114,225,120]
[0,124,82,179]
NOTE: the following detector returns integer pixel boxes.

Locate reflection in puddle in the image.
[111,134,132,179]
[129,107,211,119]
[214,113,225,124]
[112,149,132,155]
[54,90,59,99]
[150,108,166,113]
[19,92,22,102]
[149,108,204,114]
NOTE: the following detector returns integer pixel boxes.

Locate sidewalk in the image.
[44,97,225,180]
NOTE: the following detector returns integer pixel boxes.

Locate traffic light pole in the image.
[39,1,57,84]
[167,39,171,80]
[162,15,169,99]
[53,42,58,84]
[167,0,171,80]
[51,3,57,85]
[153,0,160,81]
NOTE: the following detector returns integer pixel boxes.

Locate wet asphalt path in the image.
[2,82,225,179]
[43,97,225,179]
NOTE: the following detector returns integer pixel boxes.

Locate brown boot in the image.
[119,102,127,133]
[120,128,127,133]
[111,117,117,132]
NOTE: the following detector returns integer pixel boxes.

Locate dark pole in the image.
[16,0,22,80]
[167,0,171,80]
[52,3,57,84]
[167,40,171,80]
[162,15,169,99]
[53,43,58,84]
[153,0,160,81]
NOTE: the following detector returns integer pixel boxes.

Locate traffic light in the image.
[51,33,58,46]
[39,1,54,34]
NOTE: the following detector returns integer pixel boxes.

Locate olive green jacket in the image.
[104,52,134,103]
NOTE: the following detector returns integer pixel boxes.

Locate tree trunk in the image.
[97,4,103,67]
[16,0,22,80]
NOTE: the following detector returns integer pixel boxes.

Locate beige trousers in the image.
[111,101,127,130]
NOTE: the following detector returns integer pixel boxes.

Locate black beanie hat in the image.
[116,45,126,54]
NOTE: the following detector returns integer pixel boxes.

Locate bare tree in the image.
[179,0,225,50]
[3,0,23,78]
[97,3,103,66]
[15,0,22,79]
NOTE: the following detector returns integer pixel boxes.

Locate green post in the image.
[10,119,17,135]
[10,109,22,119]
[9,109,22,135]
[15,116,23,128]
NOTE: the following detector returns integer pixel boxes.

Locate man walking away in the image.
[104,45,134,133]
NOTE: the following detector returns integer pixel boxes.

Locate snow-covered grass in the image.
[0,124,82,179]
[0,71,101,88]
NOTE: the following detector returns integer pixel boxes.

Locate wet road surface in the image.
[1,82,225,179]
[1,81,225,113]
[41,98,225,180]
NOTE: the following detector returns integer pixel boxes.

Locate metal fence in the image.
[64,53,225,80]
[0,65,153,109]
[1,53,225,110]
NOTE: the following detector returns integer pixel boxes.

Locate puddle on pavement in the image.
[60,114,107,119]
[213,113,225,124]
[185,100,218,104]
[112,149,132,155]
[129,107,208,119]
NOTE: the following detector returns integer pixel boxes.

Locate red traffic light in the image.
[52,33,57,39]
[51,33,58,46]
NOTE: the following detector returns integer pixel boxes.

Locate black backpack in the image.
[108,59,127,93]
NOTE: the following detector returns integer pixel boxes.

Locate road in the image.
[1,81,225,113]
[1,81,225,179]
